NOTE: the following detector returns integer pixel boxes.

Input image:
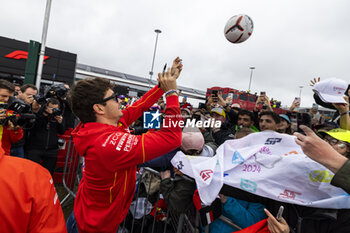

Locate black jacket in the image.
[212,121,235,146]
[25,113,65,150]
[160,175,196,214]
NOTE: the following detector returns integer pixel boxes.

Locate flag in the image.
[171,131,350,208]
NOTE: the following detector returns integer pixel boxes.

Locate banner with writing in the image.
[171,131,350,208]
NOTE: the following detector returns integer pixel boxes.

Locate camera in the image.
[34,84,68,106]
[45,84,68,99]
[51,108,63,117]
[0,98,36,128]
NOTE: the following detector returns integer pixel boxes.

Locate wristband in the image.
[165,90,178,96]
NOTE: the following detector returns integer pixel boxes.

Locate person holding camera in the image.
[0,79,23,155]
[10,84,38,157]
[25,98,65,175]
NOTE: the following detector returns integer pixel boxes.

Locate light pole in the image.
[299,86,303,98]
[248,67,255,92]
[148,29,162,89]
[35,0,53,89]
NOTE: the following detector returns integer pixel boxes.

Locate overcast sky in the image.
[1,0,349,107]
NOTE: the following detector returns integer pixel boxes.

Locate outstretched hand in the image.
[294,125,347,173]
[158,57,182,92]
[170,57,183,79]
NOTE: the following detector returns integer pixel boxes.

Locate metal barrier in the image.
[118,167,200,233]
[57,137,241,232]
[60,136,81,206]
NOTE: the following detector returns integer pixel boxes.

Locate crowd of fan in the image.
[126,78,350,233]
[1,67,350,233]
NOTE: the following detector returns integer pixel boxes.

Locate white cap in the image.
[313,78,347,104]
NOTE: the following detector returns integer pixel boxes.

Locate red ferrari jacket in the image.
[72,86,182,233]
[0,142,66,233]
[0,125,23,155]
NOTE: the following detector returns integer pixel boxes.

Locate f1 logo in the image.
[143,110,161,129]
[5,50,50,61]
[265,138,282,145]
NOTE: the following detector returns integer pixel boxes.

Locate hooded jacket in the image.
[0,142,66,232]
[72,86,182,233]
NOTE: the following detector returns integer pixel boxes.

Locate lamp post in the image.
[248,67,255,92]
[35,0,53,89]
[148,29,162,89]
[299,86,303,98]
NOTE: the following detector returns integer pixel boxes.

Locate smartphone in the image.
[212,90,218,97]
[276,206,284,221]
[260,91,266,96]
[297,112,312,133]
[294,97,301,107]
[227,93,234,104]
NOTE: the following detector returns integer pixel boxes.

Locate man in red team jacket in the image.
[68,58,183,233]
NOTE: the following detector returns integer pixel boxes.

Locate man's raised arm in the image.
[121,57,183,126]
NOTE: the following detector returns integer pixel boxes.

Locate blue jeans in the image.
[66,211,119,233]
[10,146,24,158]
[66,212,79,233]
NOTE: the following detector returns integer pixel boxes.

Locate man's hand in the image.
[173,167,184,176]
[55,115,63,124]
[294,125,347,173]
[158,57,182,93]
[264,209,290,233]
[217,92,227,107]
[7,120,21,131]
[170,57,183,79]
[160,170,171,180]
[310,77,321,87]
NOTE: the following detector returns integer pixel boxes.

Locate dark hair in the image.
[238,110,254,122]
[20,84,37,93]
[259,111,281,124]
[0,79,15,93]
[47,97,60,106]
[70,78,115,123]
[346,84,350,97]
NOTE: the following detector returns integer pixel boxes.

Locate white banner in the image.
[171,131,350,208]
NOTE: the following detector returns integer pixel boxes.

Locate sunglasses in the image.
[323,137,348,148]
[100,93,118,103]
